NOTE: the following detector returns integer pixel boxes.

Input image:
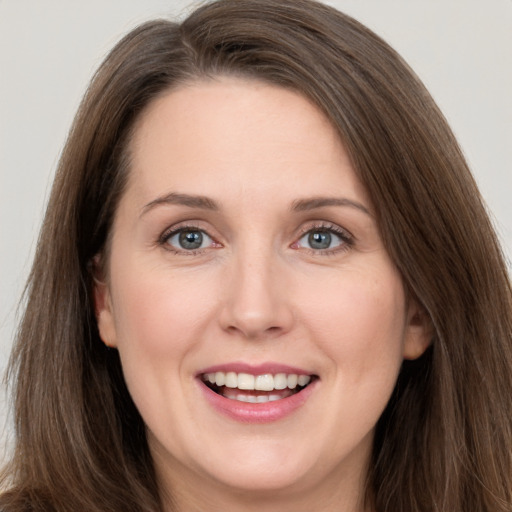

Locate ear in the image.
[92,256,118,348]
[402,299,432,360]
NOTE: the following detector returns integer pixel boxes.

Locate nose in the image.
[218,249,294,340]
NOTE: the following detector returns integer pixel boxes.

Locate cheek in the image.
[108,269,216,421]
[111,269,215,356]
[298,267,407,375]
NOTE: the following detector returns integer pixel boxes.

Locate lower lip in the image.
[198,379,317,423]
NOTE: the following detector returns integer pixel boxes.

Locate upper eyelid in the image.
[293,221,356,253]
[158,225,219,254]
[159,221,217,240]
[296,221,354,240]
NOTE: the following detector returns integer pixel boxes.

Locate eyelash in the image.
[157,221,354,256]
[293,222,354,256]
[158,223,219,255]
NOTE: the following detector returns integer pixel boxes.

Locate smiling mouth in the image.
[201,371,315,403]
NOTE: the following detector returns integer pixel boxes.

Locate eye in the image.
[293,225,352,253]
[164,228,215,251]
[298,229,340,250]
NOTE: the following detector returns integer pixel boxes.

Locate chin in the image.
[213,460,310,492]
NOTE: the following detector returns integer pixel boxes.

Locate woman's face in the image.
[96,78,429,506]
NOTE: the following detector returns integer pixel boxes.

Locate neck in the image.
[164,487,371,512]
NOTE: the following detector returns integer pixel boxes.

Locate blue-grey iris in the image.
[179,231,203,250]
[309,231,331,249]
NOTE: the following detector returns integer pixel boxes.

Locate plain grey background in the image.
[1,0,511,460]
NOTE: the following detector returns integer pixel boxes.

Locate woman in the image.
[1,0,511,510]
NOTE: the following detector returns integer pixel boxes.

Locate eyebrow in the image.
[141,192,219,216]
[291,197,371,216]
[141,192,371,217]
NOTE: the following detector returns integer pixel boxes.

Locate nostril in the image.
[224,324,285,340]
[217,271,294,338]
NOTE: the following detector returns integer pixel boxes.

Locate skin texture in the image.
[95,78,430,512]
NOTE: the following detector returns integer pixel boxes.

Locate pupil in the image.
[308,231,331,249]
[179,231,203,250]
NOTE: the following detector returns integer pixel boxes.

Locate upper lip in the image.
[197,361,315,377]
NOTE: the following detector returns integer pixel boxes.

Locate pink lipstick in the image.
[196,362,318,423]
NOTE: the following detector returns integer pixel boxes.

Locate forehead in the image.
[124,77,369,210]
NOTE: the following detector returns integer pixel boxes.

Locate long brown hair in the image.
[2,1,511,510]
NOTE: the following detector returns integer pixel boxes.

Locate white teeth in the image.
[298,375,311,386]
[237,373,255,390]
[202,371,313,391]
[235,394,275,403]
[225,372,238,388]
[274,373,288,390]
[236,394,259,403]
[255,374,274,391]
[215,371,225,386]
[287,374,298,389]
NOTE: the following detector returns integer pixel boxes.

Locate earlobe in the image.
[92,256,118,349]
[403,301,432,360]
